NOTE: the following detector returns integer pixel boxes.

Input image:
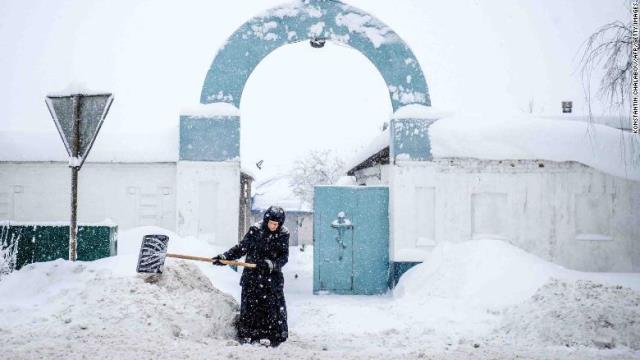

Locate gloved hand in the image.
[256,259,272,273]
[211,255,226,266]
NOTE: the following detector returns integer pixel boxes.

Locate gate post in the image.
[389,106,442,162]
[388,105,443,287]
[176,103,240,246]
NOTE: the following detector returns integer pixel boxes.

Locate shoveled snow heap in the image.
[394,239,640,352]
[0,257,238,358]
[495,278,640,350]
[394,239,566,309]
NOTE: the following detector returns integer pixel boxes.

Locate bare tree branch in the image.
[289,149,345,207]
[579,15,633,109]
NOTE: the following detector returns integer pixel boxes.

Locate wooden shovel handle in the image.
[166,253,256,268]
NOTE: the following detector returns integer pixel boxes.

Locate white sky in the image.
[0,0,630,179]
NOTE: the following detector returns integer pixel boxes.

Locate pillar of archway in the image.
[177,0,435,243]
[176,103,241,245]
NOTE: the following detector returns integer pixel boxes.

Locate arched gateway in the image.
[201,0,430,111]
[178,1,435,295]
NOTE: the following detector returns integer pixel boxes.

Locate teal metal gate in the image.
[313,186,389,295]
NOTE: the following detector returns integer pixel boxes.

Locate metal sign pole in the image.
[45,91,113,262]
[69,95,80,262]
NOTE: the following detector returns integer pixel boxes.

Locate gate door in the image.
[313,186,389,295]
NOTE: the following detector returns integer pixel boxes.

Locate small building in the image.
[0,108,254,250]
[345,106,640,283]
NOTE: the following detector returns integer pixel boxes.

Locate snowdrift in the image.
[0,259,237,343]
[0,253,238,357]
[394,239,565,308]
[496,279,640,350]
[394,239,640,351]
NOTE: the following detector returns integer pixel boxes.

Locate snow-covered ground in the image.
[1,227,639,359]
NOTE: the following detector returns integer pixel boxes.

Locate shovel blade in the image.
[136,234,169,273]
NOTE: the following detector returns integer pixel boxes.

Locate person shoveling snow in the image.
[212,205,290,347]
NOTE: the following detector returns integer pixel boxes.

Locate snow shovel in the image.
[136,234,256,273]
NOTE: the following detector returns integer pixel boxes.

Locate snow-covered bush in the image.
[0,225,19,279]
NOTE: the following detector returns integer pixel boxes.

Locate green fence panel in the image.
[0,223,117,271]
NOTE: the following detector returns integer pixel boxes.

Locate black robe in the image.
[223,222,289,344]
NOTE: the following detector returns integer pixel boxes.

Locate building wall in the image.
[0,162,176,230]
[371,158,640,272]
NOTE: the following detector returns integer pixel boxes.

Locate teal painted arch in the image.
[201,0,431,111]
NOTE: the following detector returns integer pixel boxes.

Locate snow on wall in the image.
[180,102,240,118]
[391,103,448,120]
[381,158,640,272]
[0,162,176,231]
[176,161,240,247]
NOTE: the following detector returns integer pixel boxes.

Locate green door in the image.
[313,186,389,295]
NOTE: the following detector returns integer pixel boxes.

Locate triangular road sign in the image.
[45,93,114,168]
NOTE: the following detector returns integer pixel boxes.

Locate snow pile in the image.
[0,259,238,351]
[394,240,564,309]
[0,226,241,358]
[495,279,640,350]
[393,239,640,354]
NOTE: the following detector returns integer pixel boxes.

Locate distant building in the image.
[251,175,313,247]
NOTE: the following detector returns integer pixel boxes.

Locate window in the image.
[575,193,612,241]
[471,192,508,240]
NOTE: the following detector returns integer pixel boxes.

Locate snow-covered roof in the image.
[345,104,443,173]
[344,128,390,175]
[347,111,640,181]
[0,128,178,163]
[252,174,311,213]
[240,166,257,181]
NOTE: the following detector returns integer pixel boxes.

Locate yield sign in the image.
[45,93,114,168]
